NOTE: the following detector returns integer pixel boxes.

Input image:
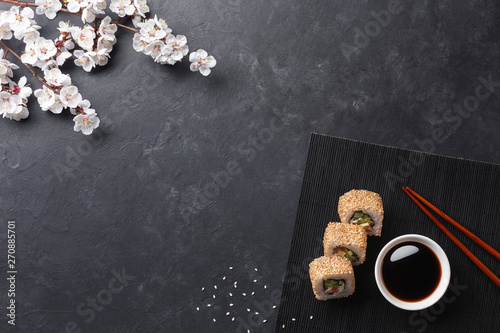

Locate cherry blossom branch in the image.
[0,39,54,90]
[0,0,139,33]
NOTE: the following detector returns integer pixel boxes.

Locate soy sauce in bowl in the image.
[381,241,441,302]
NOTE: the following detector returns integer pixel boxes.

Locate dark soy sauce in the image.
[381,241,441,302]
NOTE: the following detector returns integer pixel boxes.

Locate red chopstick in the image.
[402,187,500,288]
[405,187,500,261]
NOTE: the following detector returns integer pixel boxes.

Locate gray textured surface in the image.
[0,0,499,332]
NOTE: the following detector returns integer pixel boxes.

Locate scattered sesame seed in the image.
[226,312,230,316]
[255,268,258,271]
[213,318,216,322]
[223,276,226,280]
[247,330,250,333]
[263,319,267,323]
[229,267,233,270]
[253,279,257,283]
[229,303,234,307]
[229,293,233,297]
[207,304,211,307]
[255,312,259,315]
[310,316,313,320]
[214,285,217,289]
[264,285,268,289]
[251,292,255,295]
[292,318,296,321]
[196,307,199,311]
[247,308,251,312]
[213,295,216,299]
[272,306,276,309]
[232,317,235,321]
[242,293,247,296]
[202,287,205,291]
[282,324,285,328]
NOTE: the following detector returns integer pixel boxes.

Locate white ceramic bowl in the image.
[374,234,451,311]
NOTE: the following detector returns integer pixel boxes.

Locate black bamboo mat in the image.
[275,134,500,333]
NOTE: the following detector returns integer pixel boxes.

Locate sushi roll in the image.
[309,256,355,300]
[323,222,367,266]
[338,189,384,236]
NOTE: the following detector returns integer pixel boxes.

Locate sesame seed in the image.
[264,285,267,289]
[196,307,199,311]
[214,285,217,289]
[229,303,234,307]
[213,295,216,299]
[292,318,296,321]
[232,317,235,321]
[310,316,313,320]
[242,293,247,296]
[272,305,276,309]
[255,312,259,315]
[207,304,211,307]
[253,279,257,283]
[229,267,233,270]
[251,292,255,295]
[255,268,258,271]
[282,324,285,328]
[201,287,205,291]
[247,308,251,312]
[223,276,226,280]
[263,319,267,323]
[247,330,250,333]
[226,312,230,316]
[229,293,233,296]
[213,318,216,322]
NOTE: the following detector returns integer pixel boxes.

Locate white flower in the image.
[110,0,135,17]
[133,0,149,18]
[0,50,19,83]
[0,91,20,117]
[44,68,71,87]
[94,48,110,66]
[81,8,96,23]
[34,37,57,60]
[70,98,91,115]
[10,76,32,102]
[89,0,107,14]
[67,0,89,13]
[98,16,117,40]
[139,18,168,42]
[0,22,12,40]
[132,33,147,52]
[58,21,72,34]
[56,51,73,66]
[20,42,38,65]
[73,109,100,135]
[74,50,97,72]
[166,34,188,62]
[5,7,33,33]
[60,85,83,108]
[144,40,165,61]
[70,26,96,51]
[35,0,63,20]
[21,27,40,44]
[189,49,216,76]
[97,36,116,53]
[48,94,64,114]
[4,106,29,121]
[34,86,56,110]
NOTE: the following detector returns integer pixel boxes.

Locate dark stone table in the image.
[1,0,499,332]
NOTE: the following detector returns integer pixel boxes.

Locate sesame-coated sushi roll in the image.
[309,256,355,300]
[338,189,384,236]
[323,222,367,266]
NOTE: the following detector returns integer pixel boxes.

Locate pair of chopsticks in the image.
[402,187,500,288]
